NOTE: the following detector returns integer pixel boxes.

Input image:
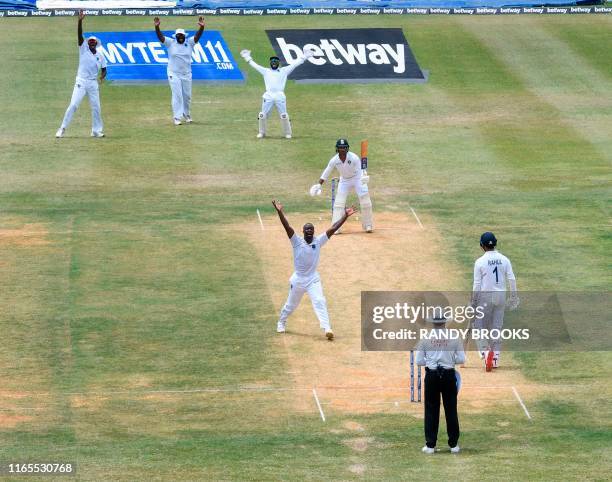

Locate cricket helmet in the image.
[480,232,497,248]
[335,138,349,152]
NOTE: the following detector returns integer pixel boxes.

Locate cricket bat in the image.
[360,139,368,174]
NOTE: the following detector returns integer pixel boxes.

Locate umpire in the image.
[416,315,465,454]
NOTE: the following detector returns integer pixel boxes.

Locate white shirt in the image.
[473,250,516,292]
[416,331,466,369]
[164,37,196,78]
[290,233,328,284]
[320,152,362,181]
[76,43,106,81]
[248,57,306,100]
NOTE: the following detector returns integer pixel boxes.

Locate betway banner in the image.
[86,30,243,83]
[266,28,425,83]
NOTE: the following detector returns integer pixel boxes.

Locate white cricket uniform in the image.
[247,58,306,116]
[163,37,196,119]
[320,151,369,197]
[472,250,517,356]
[278,233,331,331]
[60,43,106,133]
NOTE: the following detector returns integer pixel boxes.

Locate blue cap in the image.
[480,232,497,248]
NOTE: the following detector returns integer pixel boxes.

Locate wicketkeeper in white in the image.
[272,199,355,340]
[154,16,205,125]
[310,138,374,232]
[56,10,106,139]
[240,48,314,139]
[471,231,519,371]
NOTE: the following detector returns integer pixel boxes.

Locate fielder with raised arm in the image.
[240,48,314,139]
[56,10,107,139]
[154,16,205,125]
[272,199,355,340]
[471,231,519,371]
[310,139,373,232]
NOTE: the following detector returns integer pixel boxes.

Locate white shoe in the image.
[276,322,286,333]
[325,329,334,341]
[55,128,65,138]
[450,446,460,454]
[91,131,105,138]
[174,118,182,126]
[256,133,264,139]
[365,225,373,233]
[184,115,192,124]
[285,134,292,139]
[422,446,435,454]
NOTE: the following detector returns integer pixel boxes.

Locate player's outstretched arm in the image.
[326,206,356,238]
[77,10,85,46]
[240,50,267,75]
[283,47,315,76]
[272,200,295,239]
[154,17,165,43]
[194,16,205,44]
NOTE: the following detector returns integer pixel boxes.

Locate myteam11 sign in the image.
[85,30,244,83]
[266,28,426,83]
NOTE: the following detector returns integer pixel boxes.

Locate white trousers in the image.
[278,277,330,331]
[474,291,506,354]
[169,73,192,119]
[337,176,369,197]
[61,78,103,133]
[332,176,372,226]
[261,98,288,117]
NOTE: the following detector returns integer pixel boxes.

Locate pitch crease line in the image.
[409,206,424,229]
[0,383,572,398]
[256,209,265,231]
[312,388,326,422]
[512,386,532,420]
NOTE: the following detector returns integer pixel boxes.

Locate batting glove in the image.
[309,184,322,197]
[360,175,370,185]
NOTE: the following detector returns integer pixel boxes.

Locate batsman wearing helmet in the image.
[471,232,519,371]
[240,48,314,139]
[311,139,374,232]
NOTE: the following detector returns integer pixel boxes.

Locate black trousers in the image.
[424,368,460,448]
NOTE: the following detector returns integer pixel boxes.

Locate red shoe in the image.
[485,351,494,372]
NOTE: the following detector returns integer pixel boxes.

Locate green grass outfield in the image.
[0,14,611,480]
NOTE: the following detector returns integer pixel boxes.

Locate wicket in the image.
[410,350,422,402]
[330,177,338,215]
